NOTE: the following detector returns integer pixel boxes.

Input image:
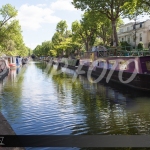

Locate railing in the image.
[96,47,150,57]
[97,50,150,57]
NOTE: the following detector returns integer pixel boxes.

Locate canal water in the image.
[1,61,150,149]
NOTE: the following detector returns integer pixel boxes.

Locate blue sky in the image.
[0,0,149,50]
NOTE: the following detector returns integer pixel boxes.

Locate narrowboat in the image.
[22,57,28,65]
[57,49,150,91]
[0,58,9,80]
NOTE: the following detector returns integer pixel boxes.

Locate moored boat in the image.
[56,49,150,91]
[9,63,16,70]
[22,57,28,65]
[0,59,9,80]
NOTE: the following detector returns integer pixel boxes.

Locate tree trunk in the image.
[85,41,89,52]
[111,20,118,46]
[111,22,114,46]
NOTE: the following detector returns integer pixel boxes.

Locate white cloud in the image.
[50,0,76,11]
[26,42,39,49]
[36,4,47,7]
[17,4,61,30]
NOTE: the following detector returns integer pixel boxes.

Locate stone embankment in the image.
[0,113,24,150]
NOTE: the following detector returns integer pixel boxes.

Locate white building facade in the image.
[118,19,150,48]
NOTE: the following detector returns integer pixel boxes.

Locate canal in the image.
[1,61,150,149]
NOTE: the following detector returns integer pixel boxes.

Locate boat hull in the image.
[58,62,150,91]
[0,68,9,80]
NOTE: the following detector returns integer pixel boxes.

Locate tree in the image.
[56,20,68,34]
[52,20,76,56]
[72,0,136,46]
[72,11,98,51]
[33,41,54,57]
[0,4,17,29]
[136,0,150,14]
[0,4,28,56]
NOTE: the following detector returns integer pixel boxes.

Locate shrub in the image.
[137,42,144,50]
[120,41,131,51]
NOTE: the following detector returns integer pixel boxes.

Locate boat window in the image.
[99,61,106,67]
[146,61,150,71]
[108,60,115,69]
[8,58,10,64]
[120,61,127,70]
[12,57,14,63]
[90,53,94,61]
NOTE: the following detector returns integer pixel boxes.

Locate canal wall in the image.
[0,113,24,150]
[0,113,16,135]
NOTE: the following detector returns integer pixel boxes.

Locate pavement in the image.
[0,113,25,150]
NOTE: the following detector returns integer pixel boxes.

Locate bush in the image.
[137,42,144,50]
[120,41,131,51]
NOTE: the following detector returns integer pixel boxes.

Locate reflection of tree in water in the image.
[34,61,54,77]
[46,65,150,136]
[33,62,150,136]
[72,76,150,135]
[51,66,74,106]
[34,61,47,70]
[0,66,27,121]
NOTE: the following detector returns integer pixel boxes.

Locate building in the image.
[118,19,150,48]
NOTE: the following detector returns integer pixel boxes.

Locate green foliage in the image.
[0,4,17,28]
[120,41,131,47]
[72,0,137,46]
[137,42,144,50]
[119,41,132,51]
[134,0,150,17]
[56,20,68,34]
[33,41,53,57]
[0,4,29,56]
[33,0,148,56]
[72,11,100,51]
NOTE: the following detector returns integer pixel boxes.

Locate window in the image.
[140,23,142,28]
[99,61,106,68]
[140,33,142,41]
[122,38,124,41]
[120,61,127,70]
[127,27,129,31]
[108,60,115,69]
[128,37,130,43]
[146,61,150,71]
[120,29,123,33]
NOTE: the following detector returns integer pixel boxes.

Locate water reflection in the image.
[1,62,150,150]
[46,63,150,135]
[1,65,27,122]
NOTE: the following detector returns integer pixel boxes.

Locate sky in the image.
[0,0,149,50]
